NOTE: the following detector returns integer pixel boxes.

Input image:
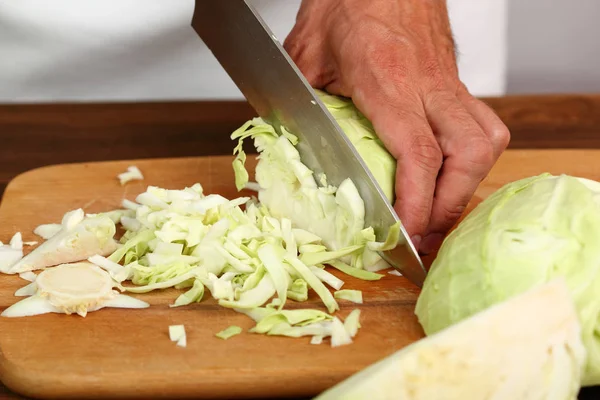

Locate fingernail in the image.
[419,233,444,255]
[411,235,422,250]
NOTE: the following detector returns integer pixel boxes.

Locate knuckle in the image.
[490,123,511,151]
[283,30,303,57]
[463,136,495,173]
[454,81,471,97]
[469,98,512,151]
[438,203,466,226]
[465,96,512,152]
[408,134,443,172]
[396,198,431,237]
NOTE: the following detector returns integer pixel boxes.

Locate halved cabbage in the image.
[415,174,600,386]
[317,280,585,400]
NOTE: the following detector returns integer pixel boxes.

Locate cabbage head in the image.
[415,173,600,386]
[316,90,396,203]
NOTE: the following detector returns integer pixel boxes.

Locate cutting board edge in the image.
[5,148,600,192]
[1,148,600,399]
[0,353,352,400]
[3,148,599,203]
[0,153,420,400]
[1,155,239,199]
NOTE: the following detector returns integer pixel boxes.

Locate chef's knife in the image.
[191,0,427,287]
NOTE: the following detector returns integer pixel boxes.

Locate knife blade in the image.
[191,0,427,287]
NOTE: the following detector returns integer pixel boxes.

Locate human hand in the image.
[284,0,510,255]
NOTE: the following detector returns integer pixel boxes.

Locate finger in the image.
[420,92,495,254]
[456,87,511,159]
[355,104,441,247]
[324,80,347,97]
[392,126,442,248]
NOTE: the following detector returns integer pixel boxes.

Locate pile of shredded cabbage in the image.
[230,115,400,272]
[0,97,403,346]
[83,180,383,345]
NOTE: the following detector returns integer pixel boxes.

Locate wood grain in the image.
[0,156,423,400]
[0,101,256,198]
[2,94,600,198]
[484,94,600,148]
[0,150,599,399]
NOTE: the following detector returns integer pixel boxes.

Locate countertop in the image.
[1,95,599,399]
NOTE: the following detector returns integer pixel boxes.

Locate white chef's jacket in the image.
[0,0,506,102]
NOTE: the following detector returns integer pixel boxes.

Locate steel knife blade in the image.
[191,0,427,287]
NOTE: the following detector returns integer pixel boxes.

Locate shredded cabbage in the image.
[171,279,205,308]
[118,166,144,185]
[215,325,243,340]
[230,117,395,271]
[343,309,362,338]
[334,290,363,304]
[0,233,24,273]
[169,324,187,347]
[83,176,384,345]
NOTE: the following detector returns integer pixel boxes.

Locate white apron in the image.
[0,0,507,102]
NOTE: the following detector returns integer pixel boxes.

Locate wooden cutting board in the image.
[1,149,599,399]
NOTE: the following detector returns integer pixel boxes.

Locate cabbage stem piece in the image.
[118,166,144,185]
[169,325,187,347]
[7,215,119,274]
[310,335,323,345]
[33,224,62,240]
[14,282,37,297]
[2,262,149,318]
[0,233,24,273]
[88,254,131,282]
[18,271,37,282]
[343,309,361,338]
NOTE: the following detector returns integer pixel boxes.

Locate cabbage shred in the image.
[96,179,383,346]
